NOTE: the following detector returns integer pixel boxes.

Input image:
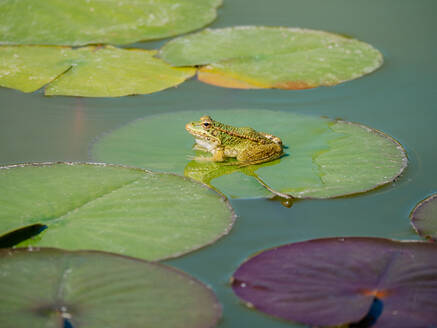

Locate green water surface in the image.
[1,1,436,327]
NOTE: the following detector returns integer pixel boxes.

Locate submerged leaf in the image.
[0,0,222,45]
[410,193,437,241]
[0,248,221,328]
[231,237,437,327]
[0,163,235,261]
[160,26,383,89]
[92,109,407,199]
[0,45,195,96]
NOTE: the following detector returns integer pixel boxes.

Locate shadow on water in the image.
[350,298,384,328]
[0,224,47,248]
[63,318,74,328]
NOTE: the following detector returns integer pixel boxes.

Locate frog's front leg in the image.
[190,146,226,162]
[237,143,283,165]
[212,147,226,162]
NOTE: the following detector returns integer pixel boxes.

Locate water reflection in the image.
[183,149,294,206]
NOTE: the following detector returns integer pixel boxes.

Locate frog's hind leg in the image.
[259,132,283,146]
[237,143,283,166]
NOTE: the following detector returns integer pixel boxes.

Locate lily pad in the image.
[0,0,222,46]
[92,109,407,199]
[159,26,383,90]
[231,237,437,327]
[0,45,195,96]
[0,162,235,261]
[410,193,437,241]
[0,247,221,328]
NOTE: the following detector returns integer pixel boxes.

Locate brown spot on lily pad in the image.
[360,289,390,299]
[160,26,383,90]
[273,80,314,90]
[198,66,266,89]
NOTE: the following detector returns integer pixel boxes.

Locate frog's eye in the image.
[202,122,211,129]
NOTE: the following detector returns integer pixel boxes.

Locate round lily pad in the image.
[0,45,195,96]
[0,247,221,328]
[410,193,437,241]
[92,109,407,199]
[159,26,383,90]
[0,162,235,261]
[0,0,222,46]
[231,237,437,328]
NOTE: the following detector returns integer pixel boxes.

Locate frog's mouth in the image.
[185,122,221,144]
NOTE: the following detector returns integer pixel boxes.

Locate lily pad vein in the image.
[373,250,401,292]
[41,176,143,227]
[207,43,372,67]
[43,64,74,91]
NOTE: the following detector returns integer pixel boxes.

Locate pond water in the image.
[1,0,436,327]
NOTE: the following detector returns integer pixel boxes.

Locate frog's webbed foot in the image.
[259,132,283,145]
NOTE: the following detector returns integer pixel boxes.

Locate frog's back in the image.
[222,124,273,143]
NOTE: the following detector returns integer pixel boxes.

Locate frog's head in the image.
[185,115,222,147]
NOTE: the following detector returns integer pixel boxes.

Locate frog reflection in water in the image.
[185,116,283,166]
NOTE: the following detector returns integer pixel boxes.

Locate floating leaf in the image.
[159,26,383,89]
[0,0,222,46]
[231,237,437,327]
[0,45,195,96]
[0,247,221,328]
[92,109,407,199]
[410,193,437,241]
[0,163,235,261]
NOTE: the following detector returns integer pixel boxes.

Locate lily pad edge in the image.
[300,119,409,200]
[90,109,408,201]
[0,45,196,97]
[1,246,223,326]
[0,161,237,261]
[158,25,384,90]
[409,193,437,241]
[0,0,224,46]
[230,236,433,325]
[228,119,408,201]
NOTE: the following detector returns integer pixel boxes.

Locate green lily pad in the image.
[0,248,221,328]
[0,162,235,260]
[0,45,195,96]
[92,109,407,199]
[159,26,383,89]
[0,0,222,46]
[410,193,437,241]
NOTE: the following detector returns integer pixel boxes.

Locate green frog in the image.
[185,115,283,165]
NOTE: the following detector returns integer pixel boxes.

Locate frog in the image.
[185,115,283,166]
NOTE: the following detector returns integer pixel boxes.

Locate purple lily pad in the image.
[231,237,437,328]
[410,193,437,241]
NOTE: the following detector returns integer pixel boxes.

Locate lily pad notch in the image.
[0,247,222,328]
[0,45,195,97]
[0,162,236,261]
[231,237,437,328]
[92,109,408,200]
[159,26,384,90]
[410,193,437,241]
